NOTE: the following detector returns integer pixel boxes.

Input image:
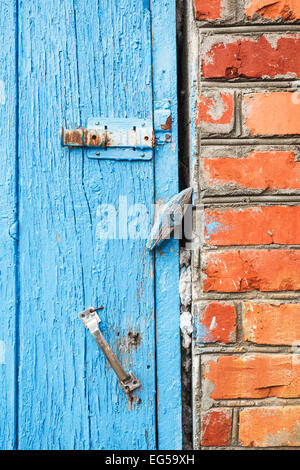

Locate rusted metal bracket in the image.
[154,100,172,144]
[62,119,154,149]
[62,118,153,160]
[61,109,172,160]
[79,307,141,394]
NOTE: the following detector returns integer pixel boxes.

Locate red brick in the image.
[194,0,224,20]
[196,302,236,343]
[202,35,300,79]
[196,91,235,135]
[245,0,300,21]
[243,92,300,136]
[201,409,232,447]
[239,407,300,447]
[204,206,300,246]
[203,249,300,292]
[243,302,300,345]
[203,150,300,192]
[203,355,300,399]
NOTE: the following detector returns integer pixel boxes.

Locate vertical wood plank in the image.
[18,0,89,449]
[151,0,183,450]
[73,0,156,450]
[0,0,18,449]
[18,0,156,450]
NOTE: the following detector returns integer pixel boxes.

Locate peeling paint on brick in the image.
[243,302,300,345]
[245,0,300,22]
[202,34,300,79]
[194,302,237,343]
[239,406,300,447]
[201,148,300,194]
[196,91,235,135]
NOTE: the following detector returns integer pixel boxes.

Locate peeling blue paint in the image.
[0,0,17,450]
[195,323,216,343]
[194,316,217,344]
[1,0,181,451]
[152,0,182,450]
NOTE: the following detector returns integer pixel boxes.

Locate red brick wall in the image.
[192,0,300,449]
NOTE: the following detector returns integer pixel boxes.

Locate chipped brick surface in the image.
[204,206,300,246]
[195,302,236,343]
[203,249,300,293]
[203,354,300,399]
[201,409,232,446]
[202,149,300,194]
[202,35,300,80]
[194,0,235,22]
[196,91,235,135]
[243,302,300,345]
[239,407,300,447]
[245,0,300,22]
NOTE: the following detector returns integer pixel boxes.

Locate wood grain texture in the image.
[0,0,17,450]
[17,0,155,450]
[152,0,182,450]
[0,0,182,450]
[74,0,156,449]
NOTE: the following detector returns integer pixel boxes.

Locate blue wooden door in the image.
[0,0,181,450]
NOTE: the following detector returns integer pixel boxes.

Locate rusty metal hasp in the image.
[79,307,141,394]
[61,102,172,160]
[62,118,153,160]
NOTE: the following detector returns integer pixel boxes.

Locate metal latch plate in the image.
[62,118,154,161]
[87,118,153,161]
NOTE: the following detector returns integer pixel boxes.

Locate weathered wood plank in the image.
[18,0,89,449]
[152,0,183,450]
[0,0,18,450]
[73,0,156,450]
[18,0,156,450]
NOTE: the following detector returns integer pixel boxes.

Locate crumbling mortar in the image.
[208,398,300,406]
[236,301,244,344]
[231,407,240,446]
[201,244,300,251]
[193,292,300,303]
[192,351,202,449]
[199,445,300,449]
[180,246,193,449]
[197,198,300,208]
[196,25,300,32]
[201,79,300,87]
[194,345,299,354]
